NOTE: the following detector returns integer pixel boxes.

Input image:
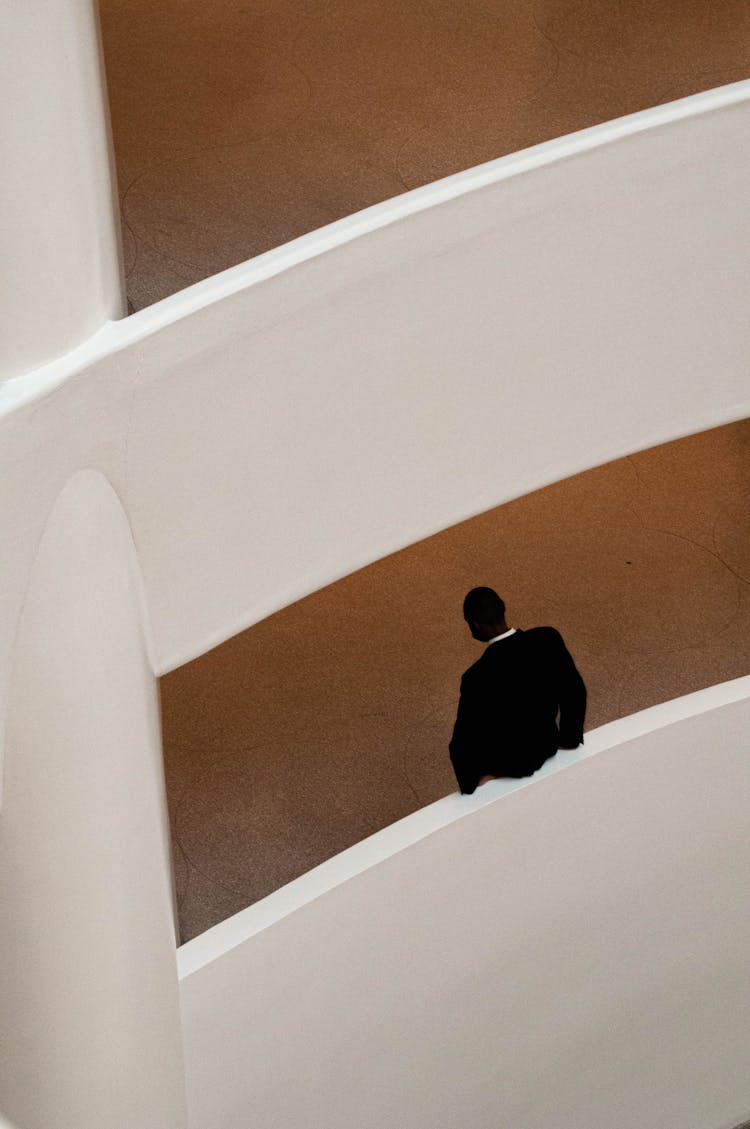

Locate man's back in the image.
[450,626,586,794]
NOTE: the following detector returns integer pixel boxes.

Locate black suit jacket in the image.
[449,627,586,794]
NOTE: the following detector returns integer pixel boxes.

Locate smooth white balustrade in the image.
[178,678,750,1129]
[1,83,748,695]
[0,80,748,1129]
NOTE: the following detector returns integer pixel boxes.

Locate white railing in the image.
[1,82,748,686]
[178,677,750,1129]
[0,80,748,1129]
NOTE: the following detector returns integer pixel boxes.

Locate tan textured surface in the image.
[162,422,750,941]
[100,1,750,940]
[99,0,750,310]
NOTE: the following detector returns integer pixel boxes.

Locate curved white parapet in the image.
[176,674,750,976]
[0,75,747,1129]
[0,81,748,689]
[178,676,750,1129]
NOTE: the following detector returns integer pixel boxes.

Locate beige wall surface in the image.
[0,0,125,381]
[123,89,750,675]
[3,85,749,668]
[0,85,748,760]
[178,682,750,1129]
[0,75,747,1129]
[0,472,185,1129]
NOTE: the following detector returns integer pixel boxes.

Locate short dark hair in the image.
[463,587,505,622]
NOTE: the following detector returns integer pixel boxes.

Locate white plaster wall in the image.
[124,86,750,672]
[0,0,125,381]
[178,680,750,1129]
[0,78,746,1129]
[0,472,185,1129]
[0,85,747,694]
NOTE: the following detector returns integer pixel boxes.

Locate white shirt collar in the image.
[486,627,516,645]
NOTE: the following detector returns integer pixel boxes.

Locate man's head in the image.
[463,586,507,642]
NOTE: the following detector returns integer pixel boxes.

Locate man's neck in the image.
[486,626,515,645]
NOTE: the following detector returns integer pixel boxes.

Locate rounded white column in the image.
[0,471,186,1129]
[0,1,125,382]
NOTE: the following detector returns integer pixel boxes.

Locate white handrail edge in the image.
[177,673,750,979]
[2,78,749,414]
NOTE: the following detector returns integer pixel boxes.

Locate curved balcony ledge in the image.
[178,672,750,978]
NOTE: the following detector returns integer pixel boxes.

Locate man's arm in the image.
[553,632,587,748]
[449,674,481,795]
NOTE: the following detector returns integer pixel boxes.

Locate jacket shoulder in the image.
[525,625,564,642]
[460,655,486,685]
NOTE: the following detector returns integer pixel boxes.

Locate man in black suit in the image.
[449,587,586,794]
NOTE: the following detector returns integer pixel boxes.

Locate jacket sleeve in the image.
[553,631,587,747]
[449,674,481,794]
